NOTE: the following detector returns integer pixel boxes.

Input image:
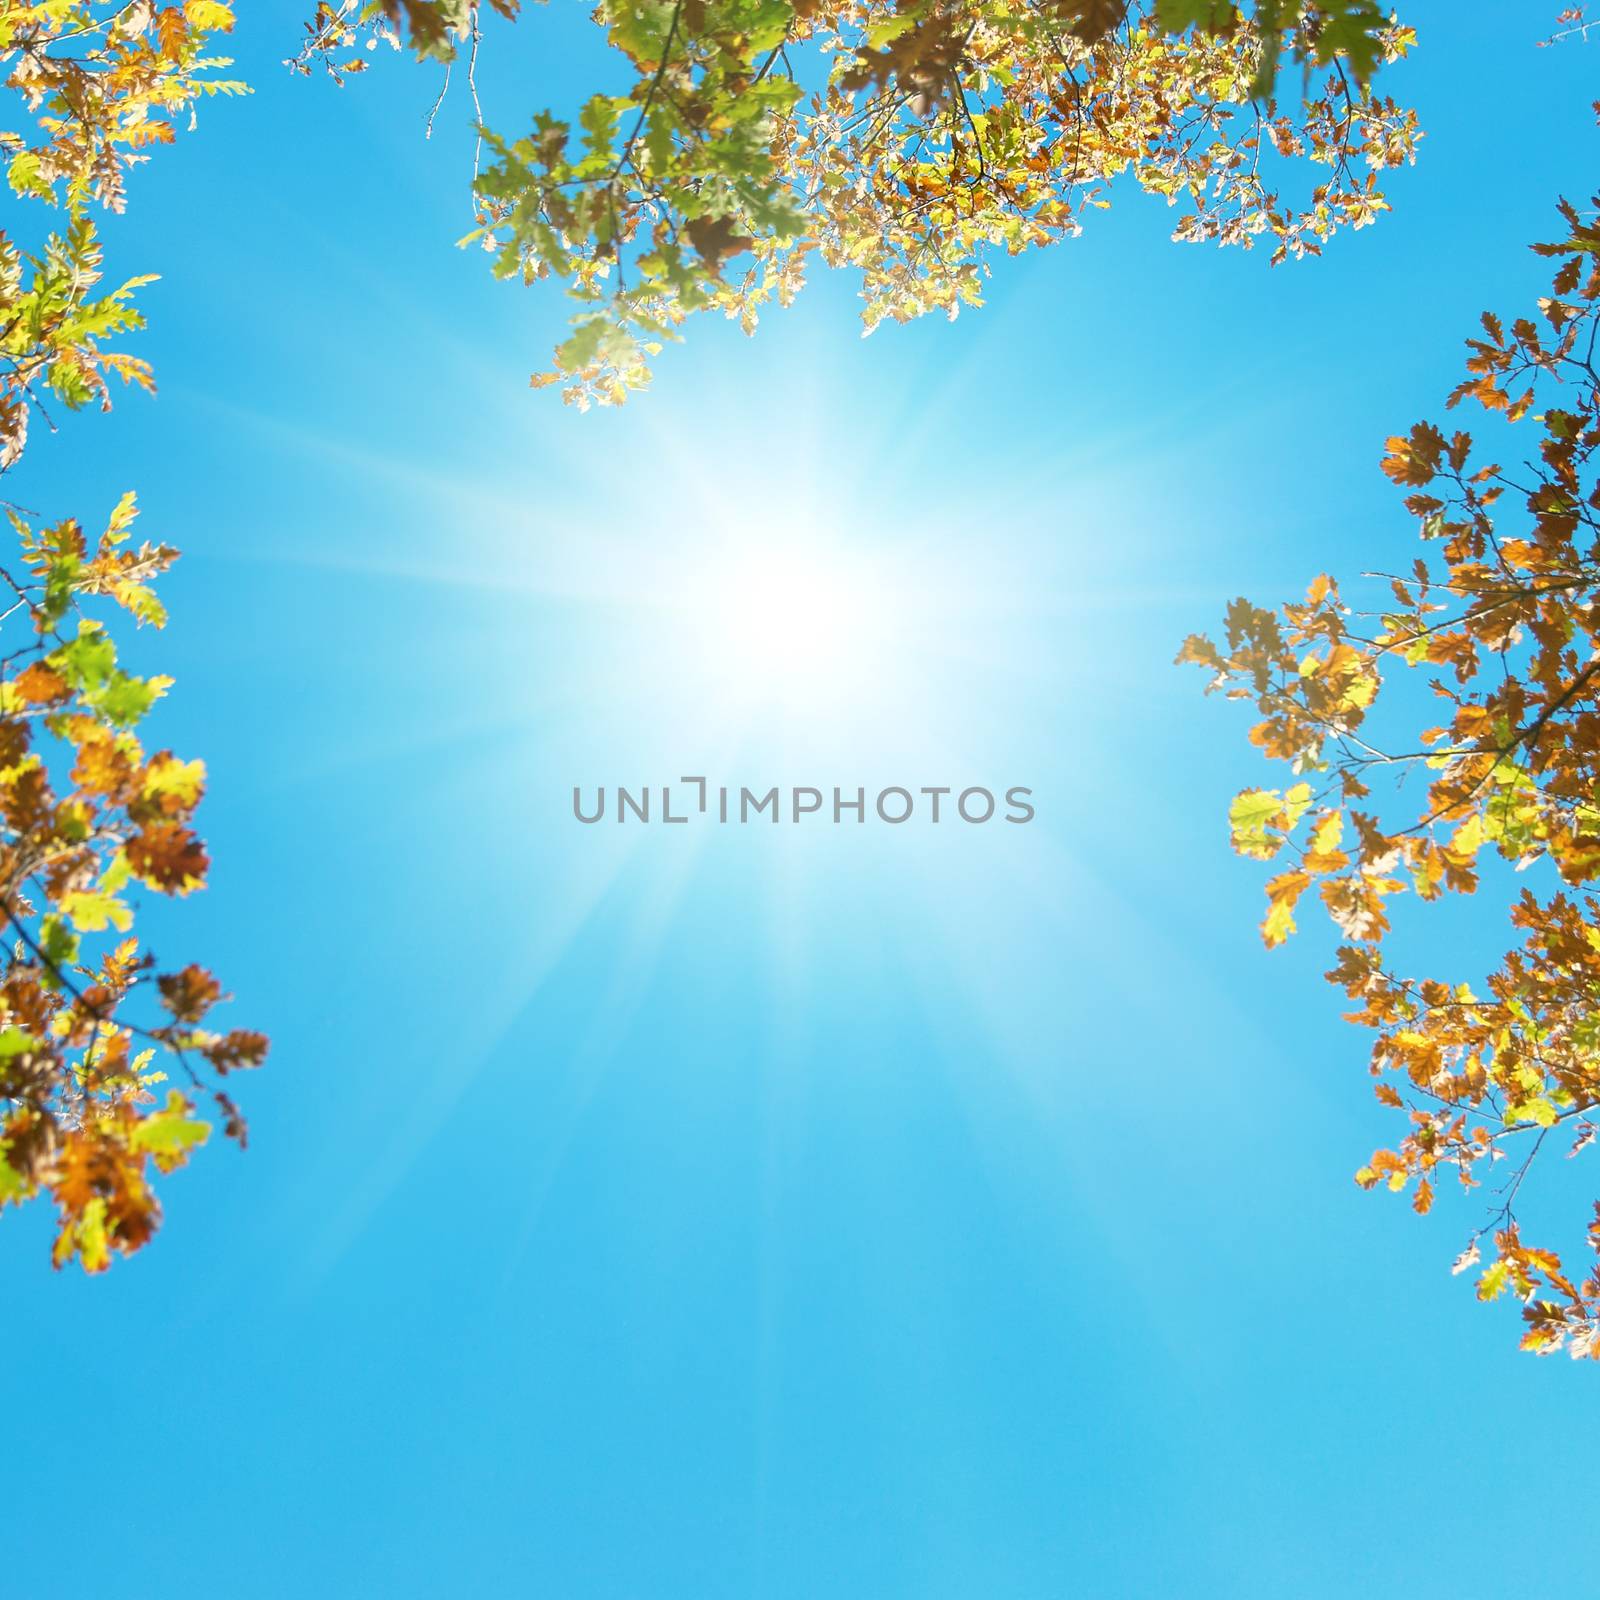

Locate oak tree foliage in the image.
[1183,190,1600,1358]
[0,1,265,1271]
[294,0,1417,405]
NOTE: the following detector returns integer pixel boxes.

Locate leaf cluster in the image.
[0,1,245,461]
[0,1,264,1271]
[0,492,267,1270]
[1182,193,1600,1356]
[300,0,1418,406]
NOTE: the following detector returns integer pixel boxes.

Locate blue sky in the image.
[7,4,1600,1596]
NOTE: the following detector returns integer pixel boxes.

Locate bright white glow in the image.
[681,539,902,713]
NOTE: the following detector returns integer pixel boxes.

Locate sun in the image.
[674,533,906,716]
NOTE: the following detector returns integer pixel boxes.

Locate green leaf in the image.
[132,1091,211,1172]
[59,888,133,934]
[49,622,168,727]
[37,913,79,988]
[7,149,52,202]
[1230,789,1282,837]
[1508,1096,1560,1129]
[1477,1260,1510,1303]
[0,1025,37,1061]
[52,622,117,696]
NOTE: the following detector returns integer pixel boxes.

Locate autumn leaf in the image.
[685,215,756,273]
[156,964,221,1023]
[126,822,209,894]
[9,663,69,707]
